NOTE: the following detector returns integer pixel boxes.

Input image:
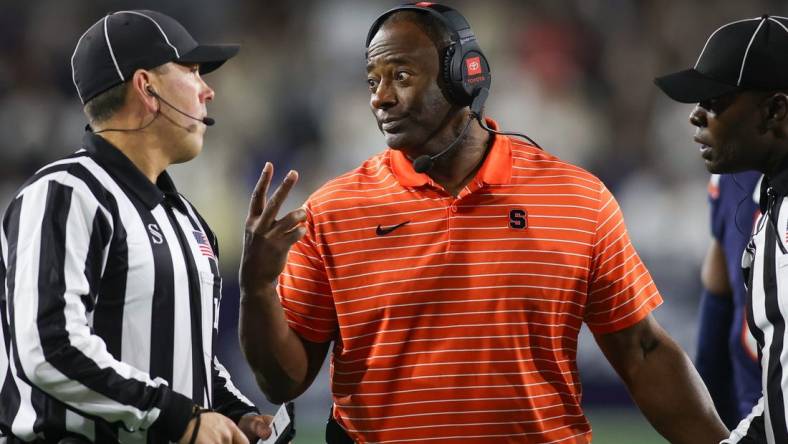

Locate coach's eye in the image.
[395,71,411,82]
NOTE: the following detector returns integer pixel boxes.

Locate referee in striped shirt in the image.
[657,14,788,444]
[0,10,272,444]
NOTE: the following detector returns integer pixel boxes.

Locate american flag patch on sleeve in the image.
[192,230,215,259]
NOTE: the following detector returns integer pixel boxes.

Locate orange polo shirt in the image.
[279,119,662,443]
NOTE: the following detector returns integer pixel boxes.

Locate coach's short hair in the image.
[378,10,453,53]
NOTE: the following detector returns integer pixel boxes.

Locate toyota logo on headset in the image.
[466,56,482,76]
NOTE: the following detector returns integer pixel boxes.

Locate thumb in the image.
[255,418,272,439]
[231,423,250,444]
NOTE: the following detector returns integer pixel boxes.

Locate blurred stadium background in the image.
[3,0,786,442]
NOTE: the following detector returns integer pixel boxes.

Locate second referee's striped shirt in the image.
[726,169,788,444]
[0,131,256,443]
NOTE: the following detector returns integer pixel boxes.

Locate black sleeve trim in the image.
[154,389,195,442]
[225,406,260,425]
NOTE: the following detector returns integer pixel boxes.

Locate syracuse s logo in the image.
[509,209,527,229]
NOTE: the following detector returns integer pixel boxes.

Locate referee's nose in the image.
[198,74,215,104]
[689,105,707,128]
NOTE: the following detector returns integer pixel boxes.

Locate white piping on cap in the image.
[737,17,767,86]
[114,10,180,58]
[768,17,788,35]
[104,14,124,82]
[694,17,760,69]
[70,19,102,104]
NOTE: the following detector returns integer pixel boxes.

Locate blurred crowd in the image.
[2,0,786,431]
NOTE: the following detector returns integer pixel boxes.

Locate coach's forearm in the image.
[597,316,728,443]
[625,335,728,443]
[239,283,309,403]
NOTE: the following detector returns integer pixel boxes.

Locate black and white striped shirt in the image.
[726,171,788,444]
[0,131,256,443]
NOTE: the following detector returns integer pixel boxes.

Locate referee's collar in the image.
[82,130,175,209]
[766,156,788,197]
[389,117,513,188]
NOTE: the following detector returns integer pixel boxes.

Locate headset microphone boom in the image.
[146,85,215,126]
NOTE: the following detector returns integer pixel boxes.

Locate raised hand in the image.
[240,162,307,292]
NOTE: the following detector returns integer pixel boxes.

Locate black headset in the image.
[365,2,491,115]
[366,1,540,171]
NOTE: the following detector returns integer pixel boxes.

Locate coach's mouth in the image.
[379,115,408,134]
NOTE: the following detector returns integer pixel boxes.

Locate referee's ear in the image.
[130,69,159,116]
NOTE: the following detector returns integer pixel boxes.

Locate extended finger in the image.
[248,162,273,217]
[269,208,307,237]
[261,170,299,224]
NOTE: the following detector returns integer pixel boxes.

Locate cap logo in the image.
[415,2,434,6]
[466,56,482,76]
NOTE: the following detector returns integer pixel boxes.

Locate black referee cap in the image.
[656,15,788,103]
[71,10,239,104]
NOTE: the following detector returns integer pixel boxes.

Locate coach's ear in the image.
[763,93,788,135]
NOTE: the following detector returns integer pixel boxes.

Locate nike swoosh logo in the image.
[376,221,410,236]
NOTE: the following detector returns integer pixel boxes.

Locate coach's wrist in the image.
[240,280,278,302]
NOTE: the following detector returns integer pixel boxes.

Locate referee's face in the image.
[153,62,215,163]
[689,91,771,173]
[366,20,457,157]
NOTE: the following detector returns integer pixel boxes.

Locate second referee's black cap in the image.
[71,10,239,104]
[655,15,788,103]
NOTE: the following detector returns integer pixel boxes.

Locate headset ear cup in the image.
[443,43,475,106]
[459,49,491,103]
[442,45,459,103]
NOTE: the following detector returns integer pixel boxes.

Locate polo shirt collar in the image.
[82,130,175,209]
[389,117,513,188]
